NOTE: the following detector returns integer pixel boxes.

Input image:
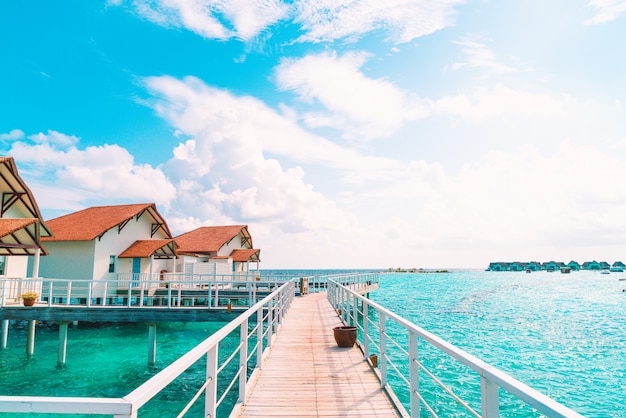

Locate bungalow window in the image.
[108,255,116,273]
[0,256,5,275]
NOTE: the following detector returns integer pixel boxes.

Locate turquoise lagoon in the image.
[1,270,625,417]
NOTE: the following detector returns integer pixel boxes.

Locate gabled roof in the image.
[0,157,52,255]
[118,239,178,259]
[43,203,172,242]
[0,218,49,255]
[174,225,252,255]
[230,248,260,262]
[0,157,51,237]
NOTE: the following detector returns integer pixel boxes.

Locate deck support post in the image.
[26,320,36,357]
[1,319,8,349]
[148,323,157,366]
[58,321,70,367]
[409,331,420,417]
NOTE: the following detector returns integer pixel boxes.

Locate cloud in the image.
[4,132,176,209]
[584,0,626,24]
[119,0,288,40]
[275,51,426,140]
[450,39,526,75]
[0,129,25,140]
[116,0,461,44]
[293,0,462,44]
[431,84,566,121]
[144,74,373,235]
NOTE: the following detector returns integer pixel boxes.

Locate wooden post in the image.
[1,319,8,349]
[58,322,69,367]
[26,320,36,357]
[148,323,157,366]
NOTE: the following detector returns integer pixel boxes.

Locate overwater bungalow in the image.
[173,225,260,276]
[32,203,176,286]
[0,157,51,280]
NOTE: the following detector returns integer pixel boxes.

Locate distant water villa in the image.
[486,260,625,272]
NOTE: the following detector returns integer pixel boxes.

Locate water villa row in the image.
[487,260,625,272]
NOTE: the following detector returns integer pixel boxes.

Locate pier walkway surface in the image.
[238,291,401,417]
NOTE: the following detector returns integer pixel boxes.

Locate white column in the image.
[32,248,41,278]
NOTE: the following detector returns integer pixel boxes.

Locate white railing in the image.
[327,279,585,418]
[0,280,295,417]
[0,277,286,309]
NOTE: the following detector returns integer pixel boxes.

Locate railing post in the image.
[267,297,274,348]
[409,331,420,417]
[363,301,369,357]
[239,318,249,405]
[257,303,264,368]
[205,345,218,418]
[481,376,500,417]
[352,294,358,326]
[379,312,387,387]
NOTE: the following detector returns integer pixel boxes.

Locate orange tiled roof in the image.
[118,239,177,258]
[0,218,38,238]
[0,156,52,238]
[0,218,49,255]
[43,203,171,241]
[230,248,260,262]
[175,225,251,254]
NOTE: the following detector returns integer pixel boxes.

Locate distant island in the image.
[487,260,624,272]
[387,267,450,273]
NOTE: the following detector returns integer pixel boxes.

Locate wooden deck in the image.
[238,292,401,417]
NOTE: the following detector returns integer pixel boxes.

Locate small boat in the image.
[526,269,531,273]
[601,270,610,274]
[560,267,571,274]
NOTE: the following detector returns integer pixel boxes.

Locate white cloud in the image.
[585,0,626,24]
[0,129,25,140]
[431,84,566,121]
[293,0,462,44]
[28,130,80,147]
[451,39,523,75]
[275,51,426,140]
[120,0,288,40]
[117,0,461,44]
[5,132,176,209]
[144,74,372,236]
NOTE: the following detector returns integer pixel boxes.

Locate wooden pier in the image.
[238,292,401,417]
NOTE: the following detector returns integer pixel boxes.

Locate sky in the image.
[1,0,626,270]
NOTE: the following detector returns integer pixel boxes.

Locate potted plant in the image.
[19,291,39,306]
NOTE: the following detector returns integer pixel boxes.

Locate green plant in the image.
[19,291,39,300]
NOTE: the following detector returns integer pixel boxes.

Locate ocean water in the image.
[369,270,626,417]
[1,270,624,417]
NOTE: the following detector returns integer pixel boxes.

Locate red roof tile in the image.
[118,239,177,258]
[175,225,251,254]
[43,203,171,241]
[230,248,260,262]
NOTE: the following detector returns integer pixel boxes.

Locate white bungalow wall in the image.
[217,232,249,256]
[94,214,170,281]
[2,256,28,278]
[172,255,233,277]
[35,241,95,280]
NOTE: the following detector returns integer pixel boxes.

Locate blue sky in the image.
[1,0,625,269]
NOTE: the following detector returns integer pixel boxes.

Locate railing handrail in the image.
[0,280,296,417]
[327,278,585,418]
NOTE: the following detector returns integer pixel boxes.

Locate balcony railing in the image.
[0,280,296,416]
[327,279,584,418]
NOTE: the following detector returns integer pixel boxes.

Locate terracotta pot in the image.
[22,298,36,307]
[333,326,357,347]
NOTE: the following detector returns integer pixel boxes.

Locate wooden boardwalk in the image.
[238,292,401,417]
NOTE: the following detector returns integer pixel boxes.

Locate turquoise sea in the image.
[1,270,625,417]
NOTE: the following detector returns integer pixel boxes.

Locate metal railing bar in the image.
[175,377,213,418]
[415,359,481,418]
[216,365,243,408]
[414,389,439,418]
[217,341,243,375]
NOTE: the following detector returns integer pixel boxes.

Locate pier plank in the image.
[238,292,401,418]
